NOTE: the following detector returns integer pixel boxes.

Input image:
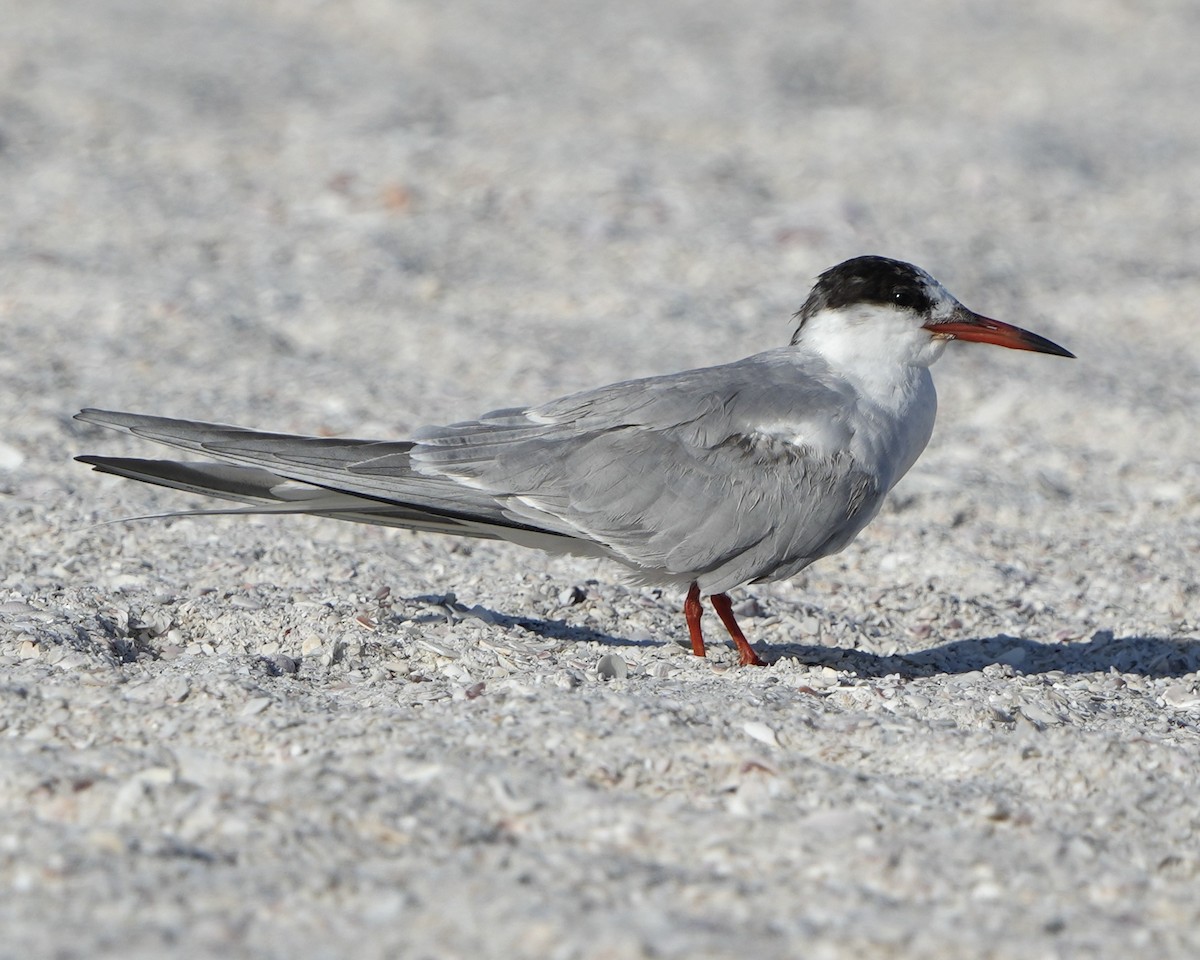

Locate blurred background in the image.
[3,1,1197,433]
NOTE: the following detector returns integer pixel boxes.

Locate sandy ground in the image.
[2,1,1200,957]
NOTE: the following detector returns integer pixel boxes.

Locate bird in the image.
[76,256,1073,666]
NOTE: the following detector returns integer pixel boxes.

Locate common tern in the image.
[76,256,1073,665]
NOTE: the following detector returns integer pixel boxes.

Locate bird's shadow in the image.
[763,632,1200,680]
[402,596,1200,679]
[401,594,661,649]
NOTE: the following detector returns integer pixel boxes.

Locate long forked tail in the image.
[73,409,556,542]
[75,454,495,533]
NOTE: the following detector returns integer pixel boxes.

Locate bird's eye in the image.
[893,288,924,309]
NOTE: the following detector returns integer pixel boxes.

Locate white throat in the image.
[793,304,945,489]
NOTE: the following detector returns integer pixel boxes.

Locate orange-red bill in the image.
[927,310,1075,358]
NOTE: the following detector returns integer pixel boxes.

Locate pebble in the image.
[0,600,42,616]
[229,595,263,610]
[742,721,779,747]
[300,635,323,655]
[596,654,628,680]
[240,697,272,717]
[268,655,299,676]
[0,441,25,470]
[441,663,472,684]
[415,638,458,659]
[1018,702,1061,727]
[1161,684,1200,709]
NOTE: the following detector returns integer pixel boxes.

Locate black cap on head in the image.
[794,256,935,335]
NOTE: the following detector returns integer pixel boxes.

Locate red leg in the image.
[710,593,765,666]
[684,582,707,657]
